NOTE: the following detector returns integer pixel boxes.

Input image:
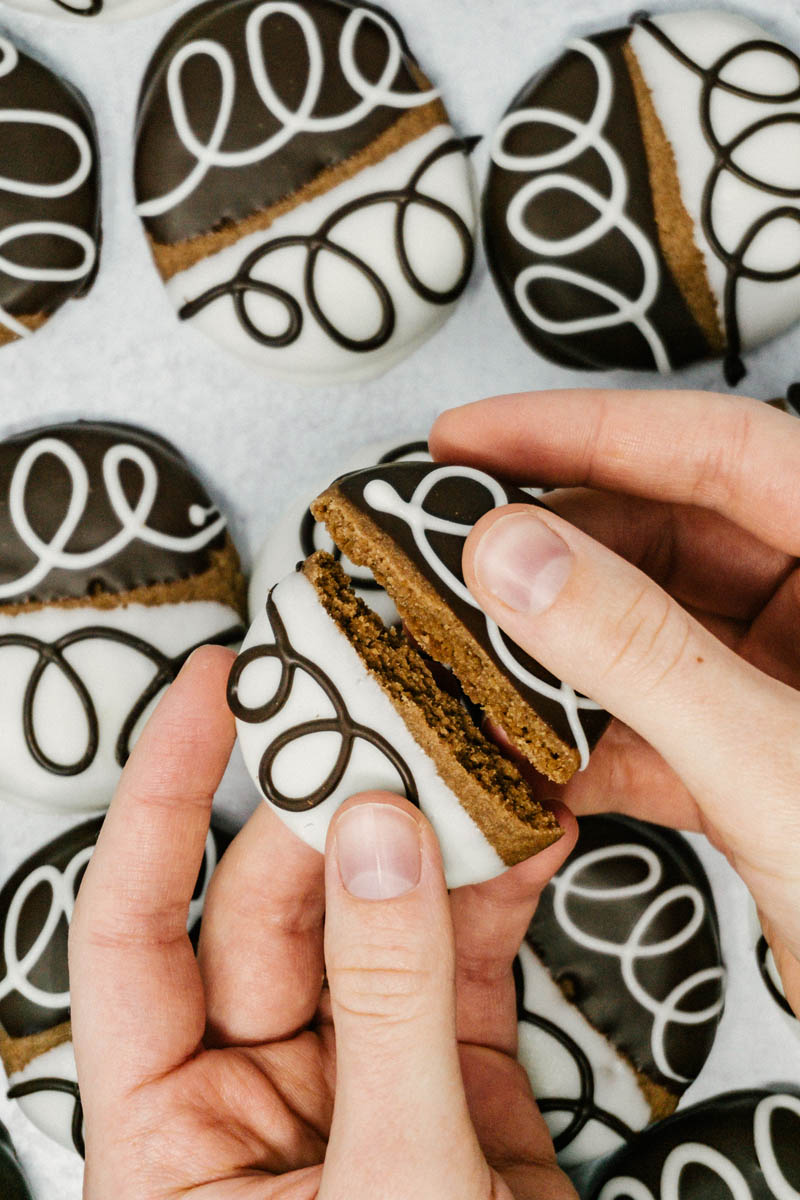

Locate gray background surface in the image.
[1,0,800,1194]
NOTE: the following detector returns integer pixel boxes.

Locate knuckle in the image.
[329,941,445,1025]
[602,583,693,694]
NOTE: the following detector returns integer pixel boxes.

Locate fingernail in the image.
[336,803,421,900]
[474,511,572,614]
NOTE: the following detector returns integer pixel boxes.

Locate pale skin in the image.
[70,388,800,1197]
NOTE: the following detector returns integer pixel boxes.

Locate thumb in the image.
[320,792,491,1200]
[462,505,795,856]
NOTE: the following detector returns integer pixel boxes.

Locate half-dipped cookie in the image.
[134,0,476,384]
[230,554,562,888]
[515,815,724,1167]
[312,461,608,781]
[0,818,230,1155]
[484,10,800,384]
[590,1089,800,1200]
[0,35,100,347]
[0,421,246,812]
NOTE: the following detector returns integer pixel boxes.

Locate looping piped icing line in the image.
[0,38,97,339]
[178,137,476,353]
[7,1076,85,1157]
[228,588,420,810]
[0,437,227,602]
[597,1092,800,1200]
[489,37,670,372]
[633,13,800,386]
[552,842,724,1084]
[0,623,243,777]
[757,935,795,1019]
[513,952,638,1154]
[137,1,440,220]
[361,466,601,768]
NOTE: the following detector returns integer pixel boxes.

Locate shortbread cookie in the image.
[312,461,609,781]
[0,817,230,1155]
[484,10,800,384]
[134,0,476,384]
[0,35,100,348]
[591,1089,800,1200]
[516,815,724,1167]
[0,1120,32,1200]
[230,554,561,888]
[0,421,246,812]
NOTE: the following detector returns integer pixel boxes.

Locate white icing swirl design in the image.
[136,1,439,220]
[0,437,226,602]
[0,37,97,341]
[552,842,724,1085]
[598,1093,800,1200]
[489,37,670,372]
[362,467,601,767]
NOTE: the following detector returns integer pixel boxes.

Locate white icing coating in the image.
[552,842,724,1086]
[0,600,241,813]
[597,1093,800,1200]
[165,124,476,383]
[516,943,650,1167]
[361,465,601,767]
[0,435,226,603]
[0,38,97,341]
[7,1041,80,1155]
[137,2,439,220]
[630,10,800,351]
[248,437,431,623]
[234,569,505,888]
[490,36,671,372]
[0,0,174,20]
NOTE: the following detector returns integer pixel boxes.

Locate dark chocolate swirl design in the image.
[7,1076,84,1158]
[513,956,638,1154]
[633,13,800,386]
[178,137,477,352]
[757,935,796,1020]
[52,0,102,13]
[228,587,419,810]
[0,623,243,778]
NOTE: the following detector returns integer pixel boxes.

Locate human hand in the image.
[69,646,578,1199]
[431,388,800,1016]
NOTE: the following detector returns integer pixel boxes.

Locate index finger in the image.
[69,645,235,1099]
[430,389,800,556]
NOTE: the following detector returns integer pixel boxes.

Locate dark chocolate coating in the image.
[0,421,227,606]
[0,35,100,322]
[333,461,610,754]
[590,1089,800,1200]
[483,28,709,373]
[135,0,430,246]
[0,1122,32,1200]
[526,815,724,1094]
[0,818,230,1038]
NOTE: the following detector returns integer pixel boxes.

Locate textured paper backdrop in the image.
[1,0,800,1194]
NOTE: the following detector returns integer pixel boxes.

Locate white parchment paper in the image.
[1,0,800,1194]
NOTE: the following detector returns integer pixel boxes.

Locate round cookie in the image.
[1,0,175,20]
[484,10,800,384]
[133,0,477,384]
[0,35,100,347]
[249,436,431,624]
[516,815,724,1167]
[0,1120,32,1200]
[590,1089,800,1200]
[0,421,246,813]
[0,817,230,1155]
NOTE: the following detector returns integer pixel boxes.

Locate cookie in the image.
[133,0,476,384]
[311,461,609,781]
[0,421,246,813]
[590,1089,800,1199]
[0,1120,32,1200]
[484,10,800,384]
[249,436,431,625]
[230,554,561,888]
[0,35,100,348]
[2,0,173,20]
[0,817,230,1155]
